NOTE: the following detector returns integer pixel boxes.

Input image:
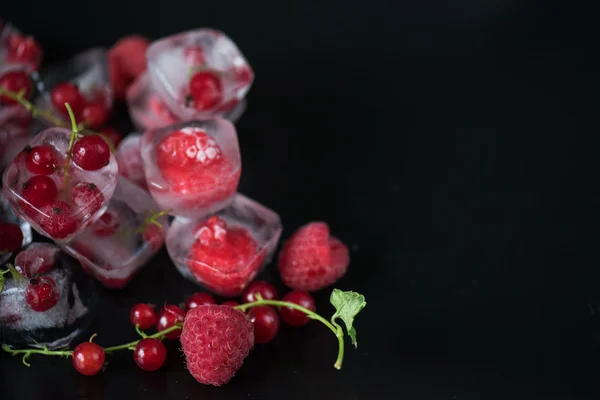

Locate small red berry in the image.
[72,342,105,376]
[221,300,239,307]
[100,127,122,149]
[156,305,185,340]
[38,201,79,239]
[141,223,164,251]
[130,303,157,330]
[280,291,316,326]
[6,35,42,68]
[14,243,59,277]
[0,70,31,105]
[25,145,58,175]
[0,223,23,253]
[248,306,280,344]
[242,281,278,304]
[133,338,167,372]
[22,175,57,208]
[25,276,60,312]
[51,82,85,117]
[72,135,111,171]
[71,182,103,216]
[185,292,216,310]
[81,103,109,129]
[188,71,223,111]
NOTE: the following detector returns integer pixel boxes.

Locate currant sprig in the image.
[135,209,171,235]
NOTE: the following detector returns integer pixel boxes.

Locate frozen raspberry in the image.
[109,35,149,81]
[189,71,223,111]
[14,243,59,277]
[38,201,79,239]
[25,276,60,312]
[187,217,265,296]
[181,305,254,386]
[71,182,104,217]
[5,34,42,69]
[0,222,23,253]
[91,210,119,237]
[148,95,177,124]
[278,222,350,292]
[72,135,111,171]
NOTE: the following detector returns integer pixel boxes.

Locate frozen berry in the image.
[278,222,350,291]
[242,281,278,304]
[72,135,111,171]
[25,276,60,312]
[91,211,119,237]
[156,305,185,340]
[141,223,164,251]
[72,342,105,376]
[38,201,79,239]
[181,305,254,386]
[109,35,149,81]
[51,82,85,117]
[81,103,109,129]
[221,300,239,307]
[71,182,103,216]
[0,223,23,253]
[100,127,122,149]
[14,243,59,277]
[0,70,31,105]
[184,46,206,65]
[189,71,223,111]
[22,175,57,208]
[248,306,280,344]
[280,291,316,326]
[130,303,157,330]
[234,66,253,85]
[133,338,166,372]
[185,292,216,310]
[25,145,58,175]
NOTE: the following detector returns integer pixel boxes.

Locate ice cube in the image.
[0,21,42,71]
[166,193,282,296]
[60,176,169,289]
[146,29,253,121]
[127,72,246,132]
[1,127,118,242]
[0,245,98,349]
[115,133,146,190]
[140,119,241,218]
[0,189,32,264]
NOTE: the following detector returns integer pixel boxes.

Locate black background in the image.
[1,0,598,399]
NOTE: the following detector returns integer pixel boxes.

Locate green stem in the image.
[1,344,72,367]
[104,323,182,353]
[234,300,345,369]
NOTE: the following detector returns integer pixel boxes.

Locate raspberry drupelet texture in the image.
[181,305,254,386]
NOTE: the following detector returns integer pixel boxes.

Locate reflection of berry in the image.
[0,70,31,105]
[280,291,316,326]
[51,82,85,118]
[25,145,58,175]
[38,201,79,239]
[72,342,105,376]
[72,135,111,171]
[130,303,157,329]
[0,222,23,253]
[25,276,60,312]
[134,338,166,371]
[156,305,185,340]
[71,182,103,216]
[181,305,254,386]
[248,306,279,344]
[189,71,223,111]
[22,175,57,208]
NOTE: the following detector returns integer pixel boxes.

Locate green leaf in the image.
[330,289,366,348]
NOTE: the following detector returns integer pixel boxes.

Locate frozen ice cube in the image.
[0,189,32,263]
[146,29,253,121]
[1,127,118,242]
[60,176,168,289]
[140,119,241,218]
[0,245,98,349]
[166,193,282,296]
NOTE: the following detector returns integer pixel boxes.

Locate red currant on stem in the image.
[242,281,278,304]
[248,306,280,344]
[51,83,85,118]
[156,305,186,340]
[188,71,223,111]
[130,303,157,330]
[72,338,105,376]
[133,338,167,372]
[22,175,58,208]
[185,292,216,310]
[0,70,31,105]
[81,102,109,129]
[280,291,316,326]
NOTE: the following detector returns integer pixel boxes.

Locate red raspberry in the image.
[37,201,79,239]
[0,222,23,253]
[278,222,350,291]
[180,305,254,386]
[187,217,265,296]
[148,95,178,123]
[188,71,223,111]
[71,182,104,217]
[108,55,131,101]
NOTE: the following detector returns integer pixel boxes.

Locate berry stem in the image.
[1,344,72,367]
[62,102,78,183]
[234,300,346,369]
[103,323,182,353]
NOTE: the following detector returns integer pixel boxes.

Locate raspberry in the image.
[37,201,79,239]
[0,222,23,253]
[180,305,254,386]
[25,276,60,312]
[278,222,350,291]
[186,217,265,296]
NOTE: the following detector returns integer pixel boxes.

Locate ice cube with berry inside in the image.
[126,72,247,132]
[146,29,253,121]
[1,126,118,242]
[0,20,43,71]
[166,193,282,296]
[115,133,146,190]
[35,48,112,129]
[0,243,98,349]
[140,119,241,218]
[0,189,32,264]
[60,176,168,289]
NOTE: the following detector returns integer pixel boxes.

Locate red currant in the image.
[130,303,157,330]
[133,338,167,372]
[188,71,223,111]
[6,35,42,68]
[0,223,23,253]
[280,291,316,326]
[72,135,111,171]
[25,145,58,175]
[142,224,164,251]
[155,305,185,340]
[72,342,105,376]
[25,276,60,312]
[22,175,57,208]
[71,182,103,215]
[185,292,216,310]
[81,103,109,129]
[248,306,280,344]
[100,127,122,149]
[221,300,239,307]
[50,82,85,117]
[38,200,79,239]
[0,70,31,105]
[242,281,279,304]
[92,211,119,237]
